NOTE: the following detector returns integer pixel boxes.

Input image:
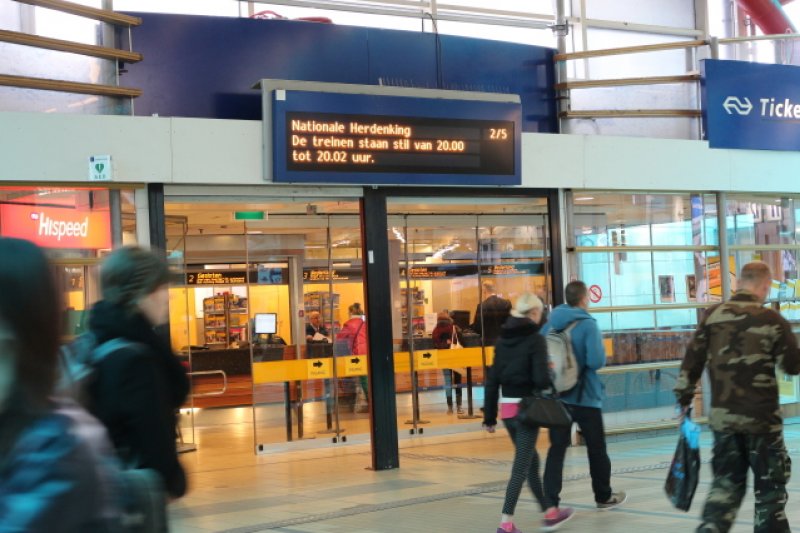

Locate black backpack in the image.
[58,334,169,532]
[58,334,140,409]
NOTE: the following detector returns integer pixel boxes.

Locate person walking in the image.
[471,282,512,345]
[336,303,369,413]
[0,238,121,532]
[484,293,574,532]
[542,281,626,511]
[86,246,190,502]
[432,310,463,414]
[674,261,800,533]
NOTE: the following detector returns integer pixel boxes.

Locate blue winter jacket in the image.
[541,305,607,408]
[0,402,120,532]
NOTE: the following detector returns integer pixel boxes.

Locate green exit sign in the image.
[234,211,265,220]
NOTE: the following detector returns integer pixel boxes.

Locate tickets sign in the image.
[702,59,800,151]
[0,204,111,249]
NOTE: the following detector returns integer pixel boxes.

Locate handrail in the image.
[570,245,717,253]
[554,39,707,62]
[729,243,800,251]
[556,74,700,91]
[0,74,141,97]
[718,33,800,44]
[190,370,229,397]
[561,109,701,118]
[597,360,680,376]
[0,29,142,62]
[13,0,142,27]
[589,302,712,313]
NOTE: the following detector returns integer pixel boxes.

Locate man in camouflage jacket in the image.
[674,261,800,533]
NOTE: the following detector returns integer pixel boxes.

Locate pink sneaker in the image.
[542,507,574,531]
[496,525,523,533]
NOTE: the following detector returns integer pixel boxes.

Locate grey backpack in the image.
[545,321,580,393]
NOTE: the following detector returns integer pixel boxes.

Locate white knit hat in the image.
[510,293,544,318]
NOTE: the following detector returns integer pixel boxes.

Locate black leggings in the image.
[502,417,552,514]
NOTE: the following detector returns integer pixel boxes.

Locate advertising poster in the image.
[706,256,736,301]
[659,275,675,303]
[685,275,697,302]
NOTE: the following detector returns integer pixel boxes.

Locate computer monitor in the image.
[450,310,470,331]
[254,313,277,335]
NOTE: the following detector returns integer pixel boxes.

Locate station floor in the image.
[170,411,800,533]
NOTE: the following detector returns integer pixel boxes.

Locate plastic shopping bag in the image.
[664,413,701,511]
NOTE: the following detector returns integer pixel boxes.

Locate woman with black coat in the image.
[483,293,574,533]
[87,247,190,501]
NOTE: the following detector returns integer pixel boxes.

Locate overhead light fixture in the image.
[575,196,595,202]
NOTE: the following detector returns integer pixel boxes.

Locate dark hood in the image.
[88,300,188,407]
[89,299,167,350]
[497,316,540,346]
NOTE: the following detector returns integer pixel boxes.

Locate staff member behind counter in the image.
[305,311,330,343]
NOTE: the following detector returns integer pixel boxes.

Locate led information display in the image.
[286,112,514,175]
[272,91,521,185]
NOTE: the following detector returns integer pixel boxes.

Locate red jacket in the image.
[336,317,368,355]
[431,320,454,349]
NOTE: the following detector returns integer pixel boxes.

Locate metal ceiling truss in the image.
[243,0,554,30]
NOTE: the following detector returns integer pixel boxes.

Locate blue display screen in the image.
[272,91,521,185]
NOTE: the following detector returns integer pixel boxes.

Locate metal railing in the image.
[556,33,800,132]
[4,0,142,98]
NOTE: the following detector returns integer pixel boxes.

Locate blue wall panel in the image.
[122,13,557,132]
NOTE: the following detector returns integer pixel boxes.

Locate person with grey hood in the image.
[483,293,574,533]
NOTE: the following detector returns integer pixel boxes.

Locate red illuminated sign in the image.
[0,204,112,249]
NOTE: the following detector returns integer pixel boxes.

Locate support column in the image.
[147,183,167,252]
[109,189,123,247]
[361,188,399,471]
[134,188,150,247]
[547,188,567,307]
[717,192,731,301]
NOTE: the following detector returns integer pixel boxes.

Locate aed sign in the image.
[0,204,111,249]
[272,91,521,185]
[702,59,800,151]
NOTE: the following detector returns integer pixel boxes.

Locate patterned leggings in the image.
[502,417,552,515]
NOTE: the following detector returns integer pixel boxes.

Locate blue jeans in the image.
[442,370,463,407]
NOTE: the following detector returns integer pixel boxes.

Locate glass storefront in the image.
[164,194,552,452]
[725,194,800,403]
[569,191,800,418]
[0,185,136,337]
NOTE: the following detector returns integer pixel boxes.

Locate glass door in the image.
[165,216,198,452]
[388,198,551,436]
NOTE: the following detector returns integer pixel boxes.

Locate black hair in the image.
[565,280,588,307]
[101,246,170,313]
[0,238,61,404]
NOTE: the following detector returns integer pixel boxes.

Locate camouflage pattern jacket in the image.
[674,290,800,434]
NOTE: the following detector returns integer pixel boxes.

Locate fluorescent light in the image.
[575,196,595,201]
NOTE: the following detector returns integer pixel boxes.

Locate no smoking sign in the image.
[589,284,602,304]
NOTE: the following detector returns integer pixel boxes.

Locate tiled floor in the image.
[171,414,800,533]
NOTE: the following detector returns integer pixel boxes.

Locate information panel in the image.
[272,91,521,185]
